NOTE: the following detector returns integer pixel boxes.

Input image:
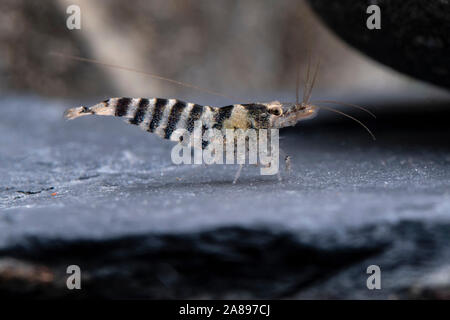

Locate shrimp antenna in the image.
[305,58,320,104]
[302,51,311,104]
[295,60,301,105]
[314,104,376,141]
[310,100,376,118]
[49,51,238,102]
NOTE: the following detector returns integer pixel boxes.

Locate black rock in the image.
[308,0,450,89]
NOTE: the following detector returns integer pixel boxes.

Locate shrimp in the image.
[59,53,375,183]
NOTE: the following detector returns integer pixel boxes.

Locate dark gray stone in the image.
[1,94,450,298]
[308,0,450,89]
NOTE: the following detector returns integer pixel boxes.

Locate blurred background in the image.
[1,0,448,104]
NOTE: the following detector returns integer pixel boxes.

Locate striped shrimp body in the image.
[64,97,318,141]
[64,97,318,182]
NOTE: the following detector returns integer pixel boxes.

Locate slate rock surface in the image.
[0,95,450,298]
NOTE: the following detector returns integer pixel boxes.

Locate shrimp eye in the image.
[268,107,282,116]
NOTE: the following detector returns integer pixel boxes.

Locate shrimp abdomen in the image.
[64,98,217,141]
